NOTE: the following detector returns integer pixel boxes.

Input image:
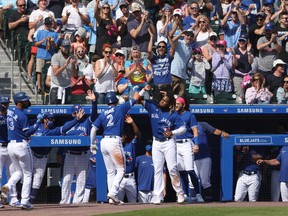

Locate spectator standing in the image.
[127,2,156,57]
[221,2,245,49]
[232,34,253,99]
[257,22,282,78]
[187,47,211,94]
[211,40,234,96]
[93,43,117,104]
[276,75,288,104]
[94,0,118,57]
[274,12,288,63]
[116,0,134,58]
[34,17,59,94]
[0,0,17,37]
[61,0,88,35]
[245,72,272,104]
[168,9,184,39]
[156,4,172,44]
[193,15,213,48]
[8,0,30,41]
[170,30,194,97]
[50,39,78,104]
[183,1,200,30]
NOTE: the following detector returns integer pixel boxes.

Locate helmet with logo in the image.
[0,95,10,103]
[13,92,30,103]
[43,112,55,119]
[71,104,82,114]
[105,92,118,105]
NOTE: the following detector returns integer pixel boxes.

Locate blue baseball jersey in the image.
[0,113,8,143]
[195,122,216,160]
[123,138,137,174]
[7,107,30,141]
[144,100,185,140]
[175,110,198,140]
[135,154,154,191]
[237,147,263,172]
[276,146,288,183]
[93,99,136,137]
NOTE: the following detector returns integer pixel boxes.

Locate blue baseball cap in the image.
[145,145,152,152]
[265,22,274,31]
[264,0,274,5]
[44,112,55,119]
[71,104,81,114]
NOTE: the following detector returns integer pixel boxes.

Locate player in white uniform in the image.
[137,87,186,205]
[90,92,140,204]
[0,96,14,208]
[175,97,204,203]
[1,92,43,210]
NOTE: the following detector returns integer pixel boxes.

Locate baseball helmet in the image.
[265,22,274,31]
[145,145,152,152]
[71,104,82,114]
[105,92,118,105]
[13,92,30,103]
[43,112,55,119]
[0,95,10,103]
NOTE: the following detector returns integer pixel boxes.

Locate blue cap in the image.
[71,104,81,114]
[13,92,30,103]
[0,95,10,103]
[239,34,247,41]
[264,0,274,5]
[43,112,55,119]
[265,22,274,31]
[145,145,152,152]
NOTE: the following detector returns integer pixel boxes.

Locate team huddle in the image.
[0,88,222,209]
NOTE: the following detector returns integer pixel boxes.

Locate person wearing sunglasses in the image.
[156,4,172,44]
[94,43,118,104]
[94,0,118,57]
[245,72,272,104]
[193,15,213,48]
[276,75,288,104]
[0,0,18,37]
[274,12,288,64]
[211,40,234,97]
[183,1,199,30]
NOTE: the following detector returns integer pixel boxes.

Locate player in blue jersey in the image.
[175,96,204,203]
[137,87,186,205]
[0,96,13,208]
[30,109,85,204]
[135,144,154,203]
[195,122,229,202]
[90,91,140,205]
[257,146,288,202]
[118,115,140,203]
[1,92,43,210]
[60,90,98,204]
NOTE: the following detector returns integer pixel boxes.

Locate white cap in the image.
[209,32,217,37]
[273,59,286,68]
[173,8,182,16]
[115,50,124,55]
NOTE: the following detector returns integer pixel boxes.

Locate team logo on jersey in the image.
[125,151,133,163]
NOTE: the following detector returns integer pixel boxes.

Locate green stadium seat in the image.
[214,92,243,104]
[186,93,214,104]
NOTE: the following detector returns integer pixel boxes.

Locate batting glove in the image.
[37,113,44,123]
[90,144,98,155]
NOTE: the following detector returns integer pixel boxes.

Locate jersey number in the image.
[107,114,114,127]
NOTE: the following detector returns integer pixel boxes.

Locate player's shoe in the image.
[196,194,205,203]
[107,194,120,205]
[0,200,4,208]
[1,185,9,205]
[10,201,22,208]
[177,193,185,204]
[21,202,33,210]
[153,198,161,205]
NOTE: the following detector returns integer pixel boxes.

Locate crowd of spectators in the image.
[2,0,288,104]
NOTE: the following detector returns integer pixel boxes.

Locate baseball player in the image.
[195,122,229,202]
[0,96,14,208]
[137,87,186,205]
[118,115,140,203]
[234,146,263,202]
[1,92,43,210]
[60,90,98,204]
[174,96,204,203]
[257,146,288,202]
[90,91,140,205]
[82,151,96,204]
[30,109,85,204]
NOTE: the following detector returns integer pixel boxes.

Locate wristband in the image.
[139,88,146,96]
[194,137,199,145]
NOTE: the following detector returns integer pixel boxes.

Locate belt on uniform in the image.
[0,143,8,147]
[242,170,257,175]
[124,173,134,178]
[10,139,26,143]
[176,139,190,143]
[68,151,87,155]
[103,135,119,139]
[154,137,172,142]
[33,152,47,159]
